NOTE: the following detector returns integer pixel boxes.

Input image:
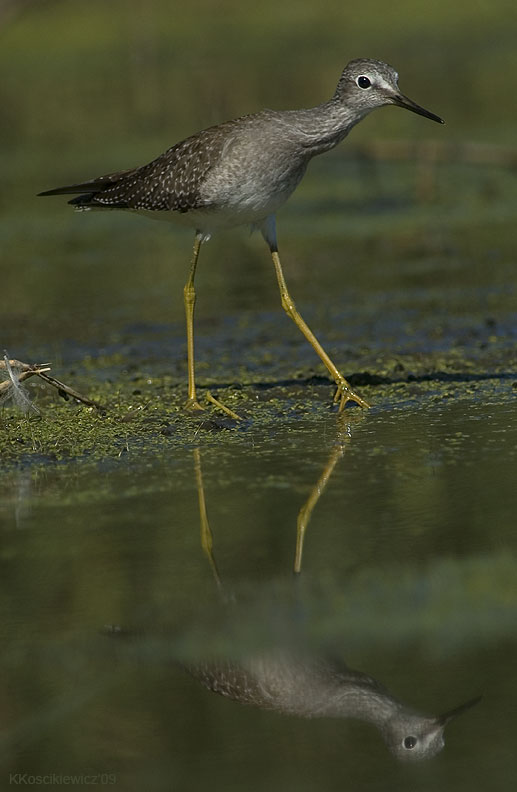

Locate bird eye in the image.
[403,736,418,750]
[356,75,371,89]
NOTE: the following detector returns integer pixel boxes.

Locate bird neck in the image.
[251,656,407,726]
[278,98,370,156]
[312,681,404,726]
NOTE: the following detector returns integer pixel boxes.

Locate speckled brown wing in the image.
[39,122,237,214]
[185,659,275,709]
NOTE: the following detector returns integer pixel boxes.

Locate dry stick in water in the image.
[0,358,105,411]
[35,371,105,410]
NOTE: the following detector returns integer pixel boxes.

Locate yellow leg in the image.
[270,250,370,411]
[184,234,204,411]
[183,233,242,420]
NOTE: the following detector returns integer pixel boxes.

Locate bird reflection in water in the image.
[188,420,480,761]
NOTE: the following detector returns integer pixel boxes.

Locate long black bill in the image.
[393,93,444,124]
[437,695,482,726]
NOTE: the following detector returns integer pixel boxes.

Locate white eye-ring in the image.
[356,75,372,89]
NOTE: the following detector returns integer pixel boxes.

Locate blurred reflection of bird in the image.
[189,652,479,761]
[188,444,479,762]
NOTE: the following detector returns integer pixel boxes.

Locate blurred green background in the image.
[1,0,516,361]
[2,0,516,155]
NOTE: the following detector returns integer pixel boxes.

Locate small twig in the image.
[36,371,105,410]
[120,405,146,422]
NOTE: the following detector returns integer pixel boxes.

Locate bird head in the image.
[382,695,481,761]
[334,58,444,124]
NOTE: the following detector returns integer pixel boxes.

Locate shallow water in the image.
[2,159,517,792]
[1,153,516,792]
[1,400,516,790]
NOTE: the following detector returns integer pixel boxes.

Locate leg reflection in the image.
[294,417,355,574]
[193,447,222,593]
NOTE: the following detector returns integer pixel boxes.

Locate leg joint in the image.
[184,282,196,304]
[280,291,296,317]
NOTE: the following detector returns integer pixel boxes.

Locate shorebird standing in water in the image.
[39,58,443,414]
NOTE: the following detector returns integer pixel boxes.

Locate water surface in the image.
[1,401,516,790]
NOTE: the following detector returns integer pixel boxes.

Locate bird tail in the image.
[37,168,136,206]
[38,183,96,206]
[38,182,97,197]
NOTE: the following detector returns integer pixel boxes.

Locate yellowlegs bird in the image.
[39,58,443,413]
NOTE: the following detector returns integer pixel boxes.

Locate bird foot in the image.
[333,380,370,411]
[205,390,242,421]
[184,397,205,413]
